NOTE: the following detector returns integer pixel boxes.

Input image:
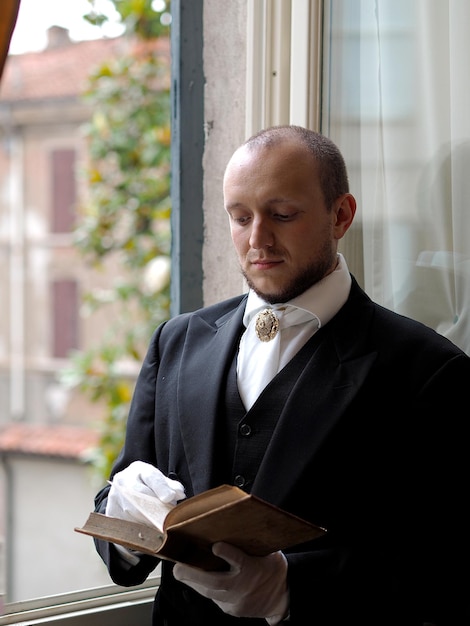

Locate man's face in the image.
[223,140,347,303]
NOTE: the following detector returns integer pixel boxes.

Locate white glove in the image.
[173,542,289,624]
[106,460,186,524]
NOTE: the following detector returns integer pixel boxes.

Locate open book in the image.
[75,483,326,571]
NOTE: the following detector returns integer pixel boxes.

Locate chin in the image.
[243,272,290,302]
[250,283,285,304]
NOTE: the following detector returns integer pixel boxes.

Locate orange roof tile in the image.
[0,29,169,102]
[0,423,100,459]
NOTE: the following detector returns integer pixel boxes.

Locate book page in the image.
[108,481,175,532]
[164,484,247,528]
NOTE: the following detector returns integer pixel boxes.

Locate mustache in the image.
[246,251,283,262]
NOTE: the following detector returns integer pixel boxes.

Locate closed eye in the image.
[231,214,251,225]
[272,211,300,221]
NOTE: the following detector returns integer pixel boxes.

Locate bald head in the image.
[233,125,350,210]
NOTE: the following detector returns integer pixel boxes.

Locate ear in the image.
[333,193,356,240]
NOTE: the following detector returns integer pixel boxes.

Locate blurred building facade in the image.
[0,27,168,602]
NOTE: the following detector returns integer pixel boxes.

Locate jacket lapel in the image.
[253,284,378,504]
[177,298,246,494]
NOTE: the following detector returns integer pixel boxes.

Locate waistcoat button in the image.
[239,423,252,437]
[234,474,246,488]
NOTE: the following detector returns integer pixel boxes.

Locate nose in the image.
[249,217,274,249]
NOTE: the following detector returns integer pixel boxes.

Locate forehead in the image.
[223,140,319,193]
[228,138,312,166]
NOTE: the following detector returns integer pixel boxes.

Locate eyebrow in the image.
[225,198,294,211]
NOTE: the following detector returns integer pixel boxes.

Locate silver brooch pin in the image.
[255,308,280,342]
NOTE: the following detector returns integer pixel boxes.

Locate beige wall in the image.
[4,457,115,601]
[202,0,248,306]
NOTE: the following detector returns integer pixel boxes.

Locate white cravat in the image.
[237,304,319,411]
[236,254,352,411]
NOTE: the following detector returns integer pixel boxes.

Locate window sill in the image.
[0,576,159,626]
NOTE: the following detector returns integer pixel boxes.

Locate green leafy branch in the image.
[61,0,172,479]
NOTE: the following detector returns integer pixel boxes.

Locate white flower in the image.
[142,255,171,295]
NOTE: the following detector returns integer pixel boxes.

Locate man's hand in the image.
[106,461,186,524]
[173,542,289,624]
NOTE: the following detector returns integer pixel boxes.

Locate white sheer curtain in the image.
[323,0,470,355]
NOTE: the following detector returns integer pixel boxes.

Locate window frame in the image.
[0,578,159,625]
[245,0,323,134]
[1,0,204,617]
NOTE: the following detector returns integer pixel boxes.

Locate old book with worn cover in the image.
[75,484,326,571]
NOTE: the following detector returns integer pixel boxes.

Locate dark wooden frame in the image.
[0,0,21,79]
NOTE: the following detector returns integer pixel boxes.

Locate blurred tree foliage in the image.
[61,0,172,480]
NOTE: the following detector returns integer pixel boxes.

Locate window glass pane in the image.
[0,1,153,606]
[51,149,76,233]
[323,0,470,355]
[51,279,79,358]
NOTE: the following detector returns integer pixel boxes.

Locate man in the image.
[93,126,470,625]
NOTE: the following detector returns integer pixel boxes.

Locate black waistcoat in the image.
[222,333,321,493]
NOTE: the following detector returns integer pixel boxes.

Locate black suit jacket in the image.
[94,277,470,625]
